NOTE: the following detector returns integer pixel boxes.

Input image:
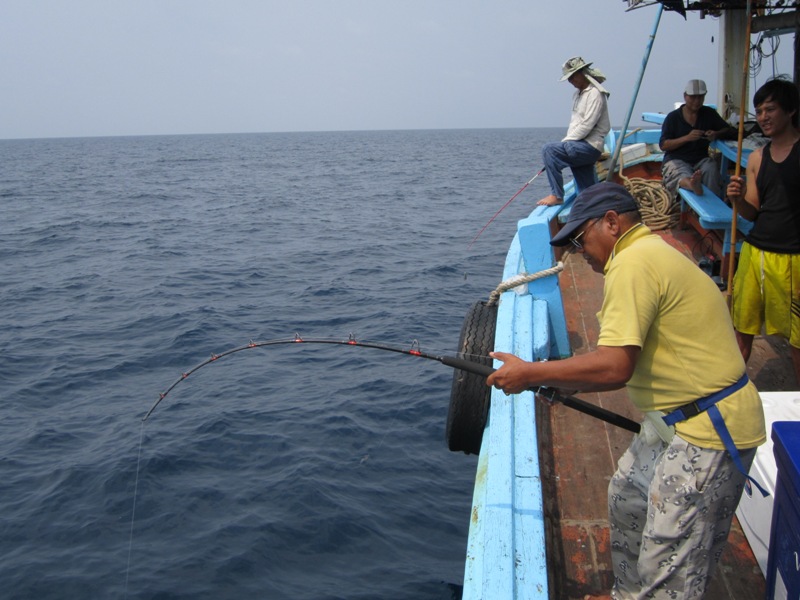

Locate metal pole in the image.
[605,3,664,180]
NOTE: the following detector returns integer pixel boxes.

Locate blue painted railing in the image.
[461,204,570,599]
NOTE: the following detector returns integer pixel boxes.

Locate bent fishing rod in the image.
[468,168,546,249]
[143,334,485,421]
[143,333,640,434]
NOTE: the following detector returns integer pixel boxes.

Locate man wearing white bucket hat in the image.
[537,56,611,206]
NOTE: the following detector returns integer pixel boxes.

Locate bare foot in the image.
[537,194,563,206]
[689,170,703,195]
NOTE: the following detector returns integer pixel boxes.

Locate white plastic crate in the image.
[736,391,800,577]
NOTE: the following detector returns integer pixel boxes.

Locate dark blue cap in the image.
[550,182,639,247]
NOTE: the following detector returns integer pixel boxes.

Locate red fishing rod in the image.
[468,168,546,249]
[143,333,640,434]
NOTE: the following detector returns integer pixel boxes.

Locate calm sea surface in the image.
[0,128,558,599]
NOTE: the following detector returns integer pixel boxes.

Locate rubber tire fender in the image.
[446,300,497,454]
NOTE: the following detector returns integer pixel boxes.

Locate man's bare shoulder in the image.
[746,146,764,171]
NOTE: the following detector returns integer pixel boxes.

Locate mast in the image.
[719,9,750,123]
[720,4,800,122]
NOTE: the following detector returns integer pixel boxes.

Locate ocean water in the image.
[0,128,559,600]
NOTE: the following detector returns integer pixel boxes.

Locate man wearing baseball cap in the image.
[488,182,765,598]
[659,79,736,197]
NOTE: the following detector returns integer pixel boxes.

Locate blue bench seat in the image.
[677,185,752,252]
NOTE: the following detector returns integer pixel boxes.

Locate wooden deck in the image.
[537,226,790,599]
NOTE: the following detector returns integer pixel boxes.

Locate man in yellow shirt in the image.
[487,182,765,599]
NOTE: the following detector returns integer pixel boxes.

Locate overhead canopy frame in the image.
[625,0,800,18]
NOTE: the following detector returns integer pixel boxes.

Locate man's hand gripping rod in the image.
[448,358,641,434]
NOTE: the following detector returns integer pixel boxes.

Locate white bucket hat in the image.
[560,56,592,81]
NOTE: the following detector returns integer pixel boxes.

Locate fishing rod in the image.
[468,168,546,249]
[143,334,486,421]
[143,333,641,434]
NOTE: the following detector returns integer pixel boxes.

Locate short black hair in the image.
[753,77,800,127]
[619,208,643,223]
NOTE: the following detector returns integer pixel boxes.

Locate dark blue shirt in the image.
[660,105,730,165]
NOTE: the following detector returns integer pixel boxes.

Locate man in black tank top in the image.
[726,78,800,385]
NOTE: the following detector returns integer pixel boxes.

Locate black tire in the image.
[446,301,497,454]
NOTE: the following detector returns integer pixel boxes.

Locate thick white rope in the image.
[487,261,564,306]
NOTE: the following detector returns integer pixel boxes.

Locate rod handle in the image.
[440,356,640,433]
[440,356,496,378]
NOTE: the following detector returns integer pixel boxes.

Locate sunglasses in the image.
[568,218,601,250]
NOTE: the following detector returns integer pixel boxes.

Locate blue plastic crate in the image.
[766,421,800,599]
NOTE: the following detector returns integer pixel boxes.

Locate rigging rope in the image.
[487,262,564,307]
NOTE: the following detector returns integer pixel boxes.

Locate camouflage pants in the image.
[608,430,755,599]
[660,156,723,198]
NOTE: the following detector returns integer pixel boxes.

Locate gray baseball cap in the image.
[684,79,707,95]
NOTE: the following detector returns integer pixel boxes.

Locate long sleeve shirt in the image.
[563,85,610,152]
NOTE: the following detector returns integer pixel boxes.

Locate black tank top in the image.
[750,139,800,253]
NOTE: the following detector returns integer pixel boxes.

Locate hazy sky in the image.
[1,1,794,139]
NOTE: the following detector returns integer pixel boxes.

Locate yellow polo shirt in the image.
[597,225,765,450]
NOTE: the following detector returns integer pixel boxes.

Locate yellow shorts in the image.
[732,242,800,348]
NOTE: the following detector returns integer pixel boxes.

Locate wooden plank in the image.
[678,184,752,234]
[463,447,488,598]
[518,216,570,360]
[465,207,624,599]
[462,264,552,598]
[513,297,548,599]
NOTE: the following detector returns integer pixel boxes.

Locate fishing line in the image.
[128,335,463,591]
[358,399,406,465]
[124,421,146,599]
[468,168,546,249]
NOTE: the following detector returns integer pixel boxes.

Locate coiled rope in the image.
[623,176,680,231]
[487,262,564,307]
[616,149,680,231]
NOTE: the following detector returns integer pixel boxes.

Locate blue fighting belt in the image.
[662,373,769,497]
